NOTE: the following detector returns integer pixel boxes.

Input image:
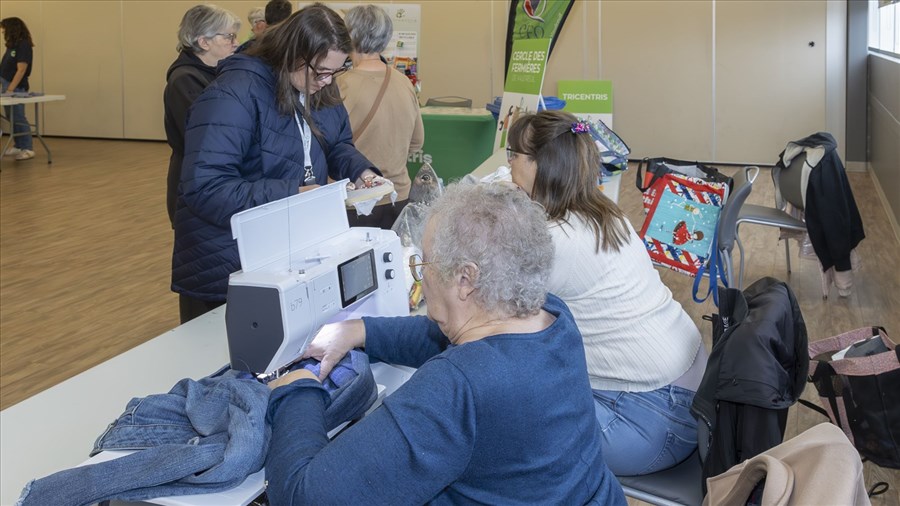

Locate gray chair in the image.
[734,153,808,289]
[615,168,759,506]
[424,96,472,108]
[716,166,759,289]
[617,450,705,506]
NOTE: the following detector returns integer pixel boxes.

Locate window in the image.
[869,0,900,56]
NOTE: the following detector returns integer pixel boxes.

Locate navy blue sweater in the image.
[265,294,625,505]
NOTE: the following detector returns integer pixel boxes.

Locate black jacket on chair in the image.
[778,132,865,272]
[691,277,808,493]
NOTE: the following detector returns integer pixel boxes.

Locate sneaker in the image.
[4,147,22,157]
[15,149,35,161]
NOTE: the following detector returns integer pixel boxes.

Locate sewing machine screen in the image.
[338,249,378,308]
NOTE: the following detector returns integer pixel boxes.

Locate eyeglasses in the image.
[506,147,530,162]
[214,33,238,43]
[310,62,351,82]
[408,253,432,282]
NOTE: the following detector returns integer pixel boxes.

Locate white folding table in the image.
[1,94,66,163]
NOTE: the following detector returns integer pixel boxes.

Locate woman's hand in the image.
[301,320,366,380]
[354,169,380,188]
[268,368,319,390]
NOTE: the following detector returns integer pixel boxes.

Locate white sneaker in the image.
[15,149,35,161]
[4,147,22,157]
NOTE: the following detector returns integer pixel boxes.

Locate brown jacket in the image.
[704,423,869,506]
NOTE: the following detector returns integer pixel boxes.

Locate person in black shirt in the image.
[1,17,35,161]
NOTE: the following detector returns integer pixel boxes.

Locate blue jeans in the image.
[1,78,33,150]
[593,385,698,476]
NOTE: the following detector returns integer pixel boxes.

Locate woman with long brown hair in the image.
[1,16,35,160]
[507,110,707,476]
[172,3,380,323]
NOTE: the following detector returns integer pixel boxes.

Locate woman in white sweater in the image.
[506,110,707,476]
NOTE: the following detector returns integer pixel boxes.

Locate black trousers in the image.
[179,294,224,324]
[346,199,409,230]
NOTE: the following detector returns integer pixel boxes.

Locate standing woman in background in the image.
[172,3,380,323]
[1,17,35,161]
[163,4,240,227]
[338,4,423,229]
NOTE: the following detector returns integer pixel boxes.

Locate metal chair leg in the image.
[736,234,746,290]
[784,239,792,274]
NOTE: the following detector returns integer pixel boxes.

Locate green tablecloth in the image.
[407,106,497,183]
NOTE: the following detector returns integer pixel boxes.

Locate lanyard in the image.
[293,108,315,186]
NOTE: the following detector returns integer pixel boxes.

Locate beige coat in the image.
[704,423,869,506]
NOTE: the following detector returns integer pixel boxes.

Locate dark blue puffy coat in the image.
[171,54,375,301]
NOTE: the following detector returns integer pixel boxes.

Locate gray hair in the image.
[248,7,265,25]
[425,182,553,319]
[176,4,241,53]
[344,5,392,54]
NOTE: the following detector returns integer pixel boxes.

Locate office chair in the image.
[716,166,759,289]
[424,96,472,108]
[734,153,808,289]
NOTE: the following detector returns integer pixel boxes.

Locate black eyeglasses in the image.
[506,147,531,162]
[214,33,238,43]
[310,62,351,82]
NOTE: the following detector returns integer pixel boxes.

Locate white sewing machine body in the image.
[226,180,408,375]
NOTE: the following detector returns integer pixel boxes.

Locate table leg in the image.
[32,103,52,164]
[1,106,13,162]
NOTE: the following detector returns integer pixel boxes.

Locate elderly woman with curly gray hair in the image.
[263,182,625,505]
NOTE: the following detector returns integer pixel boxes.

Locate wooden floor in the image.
[1,138,898,503]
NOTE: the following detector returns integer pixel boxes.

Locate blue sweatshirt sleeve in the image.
[265,357,476,505]
[362,315,449,368]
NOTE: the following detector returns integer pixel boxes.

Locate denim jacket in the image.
[16,368,270,506]
[16,351,376,506]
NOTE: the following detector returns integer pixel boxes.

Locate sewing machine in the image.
[226,180,409,376]
[4,184,417,506]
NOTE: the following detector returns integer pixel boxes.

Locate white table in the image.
[0,94,66,163]
[0,306,414,506]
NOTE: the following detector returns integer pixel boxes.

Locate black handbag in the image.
[802,326,900,469]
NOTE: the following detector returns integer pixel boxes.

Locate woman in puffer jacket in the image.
[172,3,380,323]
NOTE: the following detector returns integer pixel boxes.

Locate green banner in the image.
[558,81,613,114]
[505,0,575,75]
[504,38,552,94]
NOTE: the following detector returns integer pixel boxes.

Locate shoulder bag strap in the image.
[352,65,391,143]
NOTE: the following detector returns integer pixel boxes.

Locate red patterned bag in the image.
[637,171,729,278]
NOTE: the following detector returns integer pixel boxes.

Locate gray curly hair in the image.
[424,182,553,318]
[176,4,241,53]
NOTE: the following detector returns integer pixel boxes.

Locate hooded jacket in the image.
[777,132,865,272]
[171,53,375,302]
[164,50,217,226]
[691,277,809,493]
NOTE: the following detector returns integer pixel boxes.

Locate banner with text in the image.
[558,80,614,127]
[495,38,552,150]
[504,0,575,77]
